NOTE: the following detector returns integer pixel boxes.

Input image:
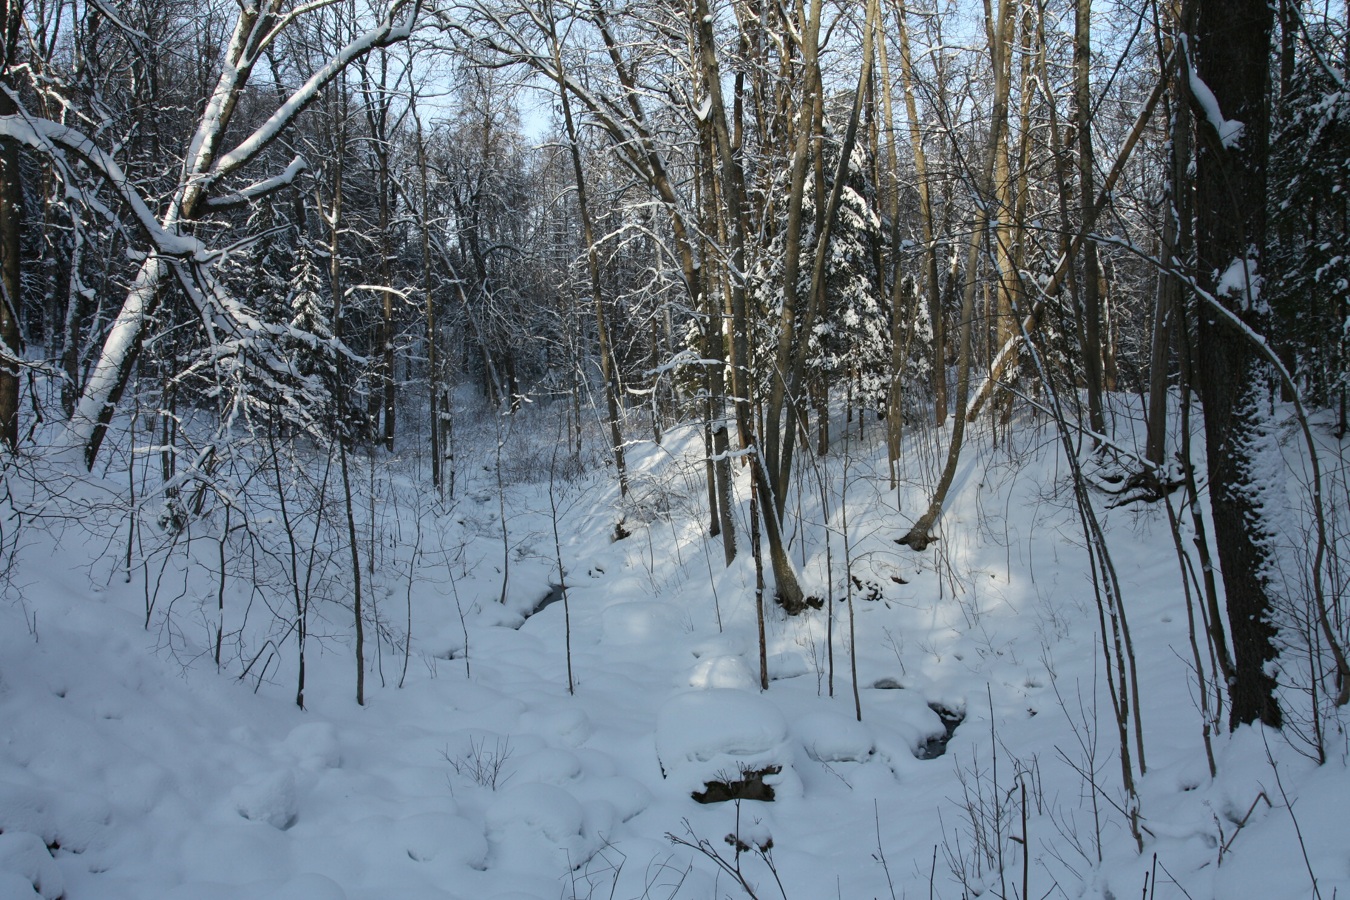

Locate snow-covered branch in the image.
[204,156,310,211]
[209,0,423,186]
[0,112,203,259]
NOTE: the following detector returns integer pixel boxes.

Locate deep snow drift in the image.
[0,398,1347,900]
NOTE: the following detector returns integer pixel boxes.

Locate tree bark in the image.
[1191,0,1281,729]
[1146,26,1190,470]
[892,0,947,429]
[1076,0,1107,437]
[413,104,444,495]
[547,7,629,499]
[900,0,1015,550]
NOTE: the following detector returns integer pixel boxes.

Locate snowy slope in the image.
[0,401,1346,900]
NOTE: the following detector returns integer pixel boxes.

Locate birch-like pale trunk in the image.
[61,0,417,468]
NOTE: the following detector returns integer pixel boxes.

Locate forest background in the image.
[0,0,1348,896]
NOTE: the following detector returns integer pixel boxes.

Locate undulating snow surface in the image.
[1,399,1347,899]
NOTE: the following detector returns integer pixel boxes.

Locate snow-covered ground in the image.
[1,398,1346,900]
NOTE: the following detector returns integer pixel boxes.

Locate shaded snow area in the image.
[1,399,1348,900]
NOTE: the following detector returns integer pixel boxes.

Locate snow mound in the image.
[765,651,811,681]
[601,602,682,644]
[792,710,875,762]
[654,689,794,798]
[0,832,63,900]
[281,723,341,771]
[510,747,583,785]
[181,821,292,883]
[687,655,756,690]
[422,624,468,661]
[162,873,349,900]
[689,634,748,658]
[393,812,489,869]
[518,707,591,748]
[586,775,651,822]
[485,782,598,870]
[232,769,298,829]
[0,780,113,854]
[249,873,348,900]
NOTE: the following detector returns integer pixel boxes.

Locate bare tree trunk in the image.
[992,3,1036,427]
[0,115,19,449]
[359,50,399,451]
[0,0,20,449]
[900,0,1015,550]
[989,17,1021,425]
[322,116,365,706]
[339,440,365,707]
[889,0,947,467]
[547,8,628,499]
[1146,30,1190,470]
[759,0,879,610]
[703,148,737,565]
[1190,0,1281,729]
[694,0,803,599]
[965,68,1167,422]
[1076,0,1107,438]
[413,104,443,495]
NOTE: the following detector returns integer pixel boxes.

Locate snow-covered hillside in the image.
[0,401,1346,900]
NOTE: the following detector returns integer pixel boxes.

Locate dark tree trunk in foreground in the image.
[1191,0,1281,729]
[0,0,23,450]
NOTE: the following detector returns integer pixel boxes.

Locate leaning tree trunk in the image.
[900,0,1015,550]
[695,0,805,601]
[1190,0,1282,729]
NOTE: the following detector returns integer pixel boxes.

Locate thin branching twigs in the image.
[1002,277,1145,850]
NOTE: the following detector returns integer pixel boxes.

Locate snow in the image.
[1216,255,1263,307]
[0,833,64,899]
[1187,62,1245,149]
[791,710,874,762]
[281,724,343,771]
[686,655,757,690]
[654,689,793,797]
[231,770,299,830]
[484,782,597,870]
[1,396,1348,899]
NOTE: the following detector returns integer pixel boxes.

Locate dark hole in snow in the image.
[528,583,565,618]
[872,677,905,690]
[692,766,779,804]
[917,704,965,760]
[509,584,566,630]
